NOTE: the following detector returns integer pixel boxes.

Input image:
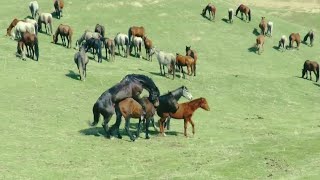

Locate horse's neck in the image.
[188,99,202,111]
[171,89,182,100]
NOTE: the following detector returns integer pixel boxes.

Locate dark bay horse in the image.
[302,60,319,82]
[143,36,153,61]
[259,17,267,36]
[17,32,39,61]
[256,35,265,54]
[235,4,251,22]
[289,33,301,49]
[128,26,145,45]
[201,3,216,21]
[159,98,210,137]
[54,0,64,19]
[186,46,198,76]
[74,45,89,81]
[176,53,195,79]
[84,37,103,63]
[94,24,105,38]
[90,74,160,138]
[303,30,315,47]
[53,24,73,48]
[6,18,21,36]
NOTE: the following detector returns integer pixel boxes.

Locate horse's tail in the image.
[34,37,39,61]
[303,33,309,42]
[248,9,251,21]
[316,66,319,82]
[128,27,132,45]
[90,102,100,126]
[78,57,84,80]
[235,5,240,16]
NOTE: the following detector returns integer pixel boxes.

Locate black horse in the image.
[90,74,160,138]
[94,24,105,38]
[84,37,103,63]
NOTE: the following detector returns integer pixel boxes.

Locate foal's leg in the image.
[184,119,188,137]
[310,71,312,81]
[145,118,151,139]
[125,117,136,141]
[159,63,163,76]
[189,118,195,135]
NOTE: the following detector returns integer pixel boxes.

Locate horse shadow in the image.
[51,12,59,19]
[252,28,260,36]
[65,70,80,81]
[314,83,320,87]
[272,46,280,51]
[248,46,256,53]
[201,14,211,21]
[221,18,229,24]
[24,16,33,19]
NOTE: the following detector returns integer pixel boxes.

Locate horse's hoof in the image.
[146,136,150,139]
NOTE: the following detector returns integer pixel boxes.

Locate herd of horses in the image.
[5,1,319,141]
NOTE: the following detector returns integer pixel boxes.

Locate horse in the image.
[128,26,145,45]
[159,98,210,137]
[16,32,39,61]
[25,18,38,35]
[54,0,64,19]
[38,13,53,35]
[228,8,234,23]
[289,33,301,49]
[74,45,89,81]
[266,21,273,37]
[130,36,143,58]
[89,74,160,139]
[94,24,105,38]
[186,46,198,76]
[176,53,195,79]
[29,1,39,19]
[83,37,103,63]
[255,35,265,55]
[303,30,315,47]
[143,36,153,61]
[235,4,251,22]
[150,48,176,79]
[201,3,216,21]
[278,35,286,51]
[53,24,73,48]
[102,38,115,61]
[11,21,36,40]
[6,18,21,36]
[114,33,129,58]
[302,60,319,82]
[259,17,267,36]
[75,30,102,49]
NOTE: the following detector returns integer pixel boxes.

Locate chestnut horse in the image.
[54,0,64,19]
[6,18,21,36]
[303,30,315,47]
[143,36,153,61]
[289,33,301,49]
[186,46,198,76]
[302,60,319,82]
[17,32,39,61]
[53,24,73,48]
[176,53,195,79]
[128,26,145,46]
[201,3,216,21]
[255,35,265,54]
[259,17,267,36]
[235,4,251,22]
[159,97,210,137]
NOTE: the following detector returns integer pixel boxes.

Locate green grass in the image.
[1,0,320,179]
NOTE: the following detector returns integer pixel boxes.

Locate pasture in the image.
[1,0,320,179]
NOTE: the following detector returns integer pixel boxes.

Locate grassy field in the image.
[1,0,320,179]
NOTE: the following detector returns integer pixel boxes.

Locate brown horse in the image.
[103,38,115,61]
[16,32,39,61]
[54,0,64,19]
[201,3,216,21]
[53,24,73,48]
[176,53,195,79]
[259,17,267,36]
[143,36,153,61]
[289,33,301,49]
[255,35,265,54]
[128,26,145,45]
[302,60,319,82]
[94,24,105,38]
[185,46,198,76]
[6,18,22,36]
[159,98,210,137]
[235,4,251,22]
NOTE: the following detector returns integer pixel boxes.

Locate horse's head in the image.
[186,46,191,53]
[6,28,11,36]
[181,86,193,100]
[53,35,58,44]
[201,8,206,16]
[199,98,210,111]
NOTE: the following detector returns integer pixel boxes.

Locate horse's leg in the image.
[159,117,166,136]
[101,108,114,138]
[310,71,312,81]
[313,70,317,82]
[145,118,150,139]
[166,117,171,130]
[110,109,123,139]
[189,118,195,135]
[137,118,142,138]
[159,63,163,76]
[125,117,135,141]
[184,119,188,137]
[163,64,167,77]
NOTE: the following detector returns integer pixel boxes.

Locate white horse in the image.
[38,13,53,35]
[75,30,102,49]
[29,1,39,19]
[228,8,233,23]
[25,18,38,35]
[278,35,286,51]
[267,21,273,37]
[151,47,176,79]
[114,33,129,58]
[11,21,35,40]
[130,36,143,58]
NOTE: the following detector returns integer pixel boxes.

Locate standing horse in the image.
[201,3,216,21]
[29,1,39,19]
[289,33,301,49]
[74,45,89,81]
[54,0,64,19]
[89,74,160,138]
[94,24,105,38]
[302,60,319,82]
[266,21,273,37]
[25,18,38,35]
[6,18,21,36]
[53,24,73,48]
[278,35,286,51]
[38,13,53,35]
[235,4,251,22]
[114,33,129,58]
[151,48,176,79]
[16,32,39,61]
[128,26,145,46]
[176,53,195,79]
[228,8,234,23]
[75,30,102,49]
[159,98,210,137]
[11,21,36,40]
[259,17,267,36]
[83,37,103,63]
[143,36,153,61]
[255,35,265,55]
[303,30,315,47]
[102,38,115,61]
[186,46,198,76]
[130,36,143,58]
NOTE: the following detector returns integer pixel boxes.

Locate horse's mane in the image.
[124,74,160,95]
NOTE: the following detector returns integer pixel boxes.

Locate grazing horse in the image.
[266,21,273,37]
[94,24,105,38]
[17,41,27,60]
[159,98,210,137]
[150,48,176,79]
[235,4,251,22]
[53,24,73,48]
[102,38,115,61]
[128,26,145,45]
[83,37,103,63]
[90,74,160,138]
[130,36,143,58]
[228,8,234,23]
[259,17,267,36]
[289,33,301,49]
[201,3,216,21]
[29,1,39,19]
[75,30,102,49]
[176,53,195,79]
[143,36,153,61]
[278,35,286,51]
[25,18,38,35]
[186,46,198,76]
[302,60,319,82]
[6,18,21,36]
[54,0,64,19]
[303,30,315,47]
[74,45,89,81]
[255,35,265,54]
[38,13,53,35]
[16,32,39,61]
[11,21,36,40]
[114,33,129,58]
